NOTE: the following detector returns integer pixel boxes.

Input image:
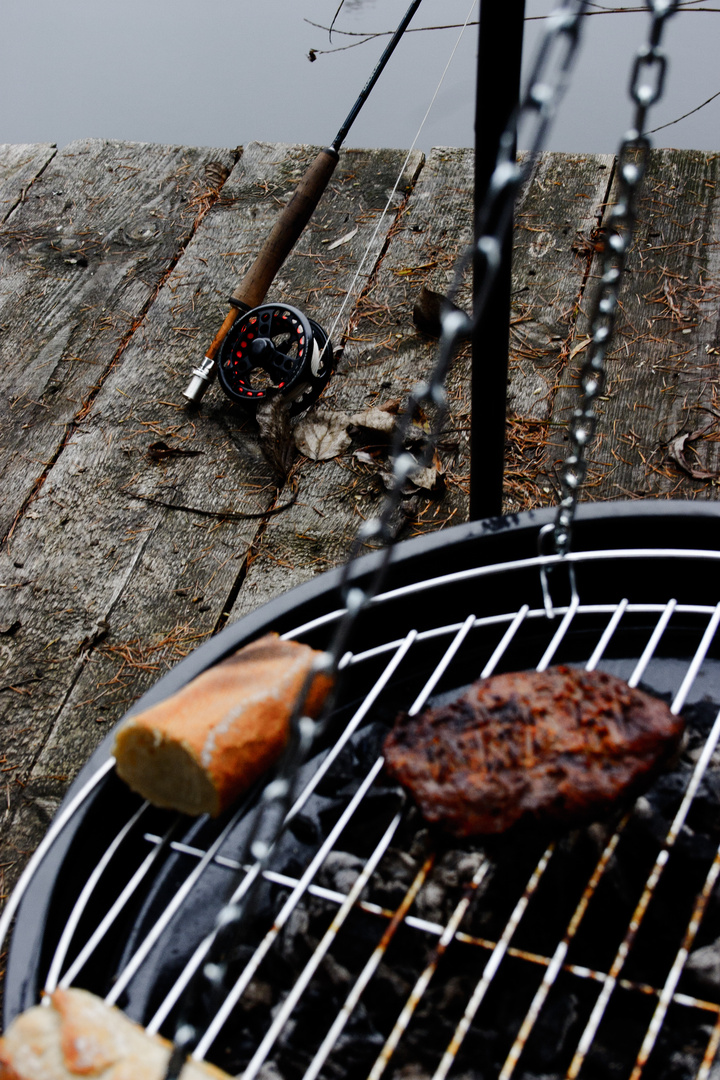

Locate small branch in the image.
[124,486,298,521]
[305,5,720,58]
[647,88,720,134]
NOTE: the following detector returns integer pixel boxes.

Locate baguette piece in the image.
[113,633,332,817]
[0,987,230,1079]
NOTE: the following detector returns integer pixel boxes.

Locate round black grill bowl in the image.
[4,500,720,1080]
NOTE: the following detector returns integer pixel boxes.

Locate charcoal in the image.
[317,851,364,895]
[683,938,720,992]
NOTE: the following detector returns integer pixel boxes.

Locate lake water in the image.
[1,1,718,155]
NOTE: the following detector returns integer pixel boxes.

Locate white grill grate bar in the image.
[671,601,720,714]
[284,636,416,813]
[497,818,629,1079]
[192,755,389,1060]
[54,806,164,993]
[629,845,720,1080]
[585,598,629,671]
[481,605,530,678]
[105,796,259,1006]
[240,811,405,1080]
[628,599,677,688]
[430,845,555,1080]
[301,853,437,1080]
[45,801,152,993]
[285,549,720,643]
[344,602,720,672]
[697,1012,720,1080]
[566,705,720,1077]
[408,614,476,715]
[0,757,115,957]
[536,592,580,671]
[369,858,495,1080]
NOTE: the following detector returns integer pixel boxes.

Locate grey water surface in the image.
[1,1,718,153]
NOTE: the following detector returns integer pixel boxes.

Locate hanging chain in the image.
[550,0,680,556]
[164,3,613,1072]
[334,0,590,624]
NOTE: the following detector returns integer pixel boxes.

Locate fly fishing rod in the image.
[183,0,423,415]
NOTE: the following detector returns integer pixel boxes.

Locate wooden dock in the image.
[1,138,719,908]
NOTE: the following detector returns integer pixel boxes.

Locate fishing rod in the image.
[183,0,423,415]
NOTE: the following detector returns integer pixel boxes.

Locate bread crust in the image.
[113,633,332,816]
[0,988,231,1079]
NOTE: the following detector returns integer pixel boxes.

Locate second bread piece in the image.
[0,987,233,1079]
[113,634,332,817]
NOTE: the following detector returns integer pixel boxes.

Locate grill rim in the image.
[47,500,720,738]
[5,498,720,1032]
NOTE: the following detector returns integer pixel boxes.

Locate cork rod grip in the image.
[232,146,339,311]
[203,147,339,366]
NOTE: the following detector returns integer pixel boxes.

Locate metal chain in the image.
[551,0,681,557]
[335,0,591,623]
[164,3,602,1073]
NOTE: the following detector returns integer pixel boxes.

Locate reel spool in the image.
[216,303,334,416]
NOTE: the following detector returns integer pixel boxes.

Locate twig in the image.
[647,88,720,134]
[124,487,298,520]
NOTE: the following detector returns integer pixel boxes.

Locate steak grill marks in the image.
[382,666,686,837]
[16,564,720,1080]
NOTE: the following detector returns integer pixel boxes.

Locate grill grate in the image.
[6,536,720,1080]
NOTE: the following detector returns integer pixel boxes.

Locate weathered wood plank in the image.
[0,144,56,222]
[0,142,424,898]
[545,149,720,505]
[504,152,615,511]
[0,138,238,541]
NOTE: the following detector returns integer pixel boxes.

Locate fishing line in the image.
[322,0,480,357]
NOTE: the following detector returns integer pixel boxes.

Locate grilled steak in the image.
[383,665,684,836]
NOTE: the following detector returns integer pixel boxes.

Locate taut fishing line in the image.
[322,0,480,356]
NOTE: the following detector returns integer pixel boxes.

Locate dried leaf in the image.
[413,449,445,491]
[353,450,377,465]
[349,406,397,435]
[412,286,470,338]
[667,428,719,480]
[294,409,352,460]
[409,464,439,490]
[569,337,591,362]
[327,226,358,251]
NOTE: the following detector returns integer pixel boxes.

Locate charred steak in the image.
[383,665,684,836]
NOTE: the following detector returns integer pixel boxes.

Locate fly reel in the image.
[215,303,334,416]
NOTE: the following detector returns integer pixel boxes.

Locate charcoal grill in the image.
[4,3,718,1078]
[5,501,720,1080]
